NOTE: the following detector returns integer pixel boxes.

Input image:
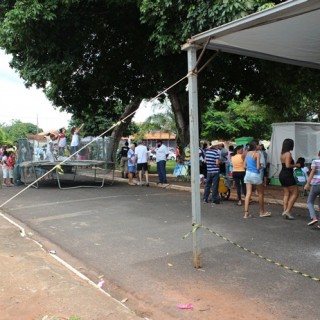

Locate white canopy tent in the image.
[269,122,320,179]
[184,0,320,69]
[182,0,320,267]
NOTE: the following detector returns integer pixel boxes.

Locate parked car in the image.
[151,150,176,161]
[167,152,176,160]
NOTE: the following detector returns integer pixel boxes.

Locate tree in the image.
[0,0,163,156]
[0,120,41,144]
[140,0,320,141]
[0,127,11,145]
[1,0,320,154]
[202,98,273,141]
[136,109,177,142]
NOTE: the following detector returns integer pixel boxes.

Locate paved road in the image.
[1,182,319,319]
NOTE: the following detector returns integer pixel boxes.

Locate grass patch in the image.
[149,160,176,174]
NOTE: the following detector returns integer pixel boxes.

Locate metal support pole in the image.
[187,45,202,268]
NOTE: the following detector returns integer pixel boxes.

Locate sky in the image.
[0,50,156,131]
[0,50,72,131]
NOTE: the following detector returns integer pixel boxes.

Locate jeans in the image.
[157,160,167,183]
[307,184,320,219]
[203,172,220,202]
[70,146,79,156]
[232,171,246,201]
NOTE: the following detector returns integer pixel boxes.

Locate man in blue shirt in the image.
[203,141,221,205]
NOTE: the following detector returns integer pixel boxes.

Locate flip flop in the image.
[243,214,253,219]
[259,212,272,217]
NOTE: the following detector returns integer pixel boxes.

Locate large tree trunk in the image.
[111,99,141,161]
[168,91,190,152]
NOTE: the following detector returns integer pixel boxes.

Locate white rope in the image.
[0,53,217,209]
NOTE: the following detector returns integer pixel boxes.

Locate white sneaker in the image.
[307,218,318,226]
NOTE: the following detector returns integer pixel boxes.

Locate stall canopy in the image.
[184,0,320,69]
[182,0,320,267]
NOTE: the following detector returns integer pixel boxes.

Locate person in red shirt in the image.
[7,151,15,186]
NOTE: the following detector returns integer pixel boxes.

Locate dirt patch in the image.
[0,217,140,320]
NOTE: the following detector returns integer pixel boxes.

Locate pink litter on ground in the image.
[177,303,193,309]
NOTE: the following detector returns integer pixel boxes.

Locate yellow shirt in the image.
[232,154,245,172]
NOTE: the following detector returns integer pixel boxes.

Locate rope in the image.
[0,46,217,209]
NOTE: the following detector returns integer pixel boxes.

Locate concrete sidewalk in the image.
[0,213,143,320]
[117,171,309,210]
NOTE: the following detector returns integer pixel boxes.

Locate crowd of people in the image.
[200,137,319,228]
[119,139,169,187]
[0,124,87,187]
[0,145,16,187]
[2,132,319,227]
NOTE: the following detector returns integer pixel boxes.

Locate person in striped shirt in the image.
[304,150,320,228]
[203,141,221,206]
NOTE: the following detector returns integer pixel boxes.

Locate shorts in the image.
[128,165,136,173]
[2,168,8,179]
[137,163,148,171]
[244,170,262,185]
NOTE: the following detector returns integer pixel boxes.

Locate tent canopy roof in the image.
[183,0,320,69]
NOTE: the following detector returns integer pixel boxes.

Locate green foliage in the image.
[0,0,163,135]
[0,127,11,145]
[0,120,42,144]
[136,109,177,141]
[141,111,176,133]
[1,0,320,147]
[201,98,273,141]
[139,0,278,55]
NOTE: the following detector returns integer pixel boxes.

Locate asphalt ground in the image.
[0,178,319,319]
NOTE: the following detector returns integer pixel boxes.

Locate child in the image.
[7,151,15,186]
[304,151,320,227]
[127,143,136,186]
[1,151,9,187]
[294,157,309,195]
[57,127,67,156]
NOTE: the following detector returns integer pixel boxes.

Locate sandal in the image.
[282,211,295,220]
[260,212,272,217]
[237,200,242,206]
[243,212,253,219]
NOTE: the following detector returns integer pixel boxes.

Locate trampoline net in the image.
[19,136,114,163]
[18,136,115,185]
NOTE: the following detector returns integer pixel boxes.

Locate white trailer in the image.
[268,122,320,181]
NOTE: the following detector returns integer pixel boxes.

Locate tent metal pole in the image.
[187,45,202,268]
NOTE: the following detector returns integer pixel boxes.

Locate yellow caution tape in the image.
[183,223,320,282]
[56,165,64,174]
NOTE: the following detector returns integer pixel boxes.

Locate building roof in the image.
[128,131,176,140]
[143,132,176,140]
[27,130,59,142]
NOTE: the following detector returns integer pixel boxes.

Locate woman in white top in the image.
[70,124,84,157]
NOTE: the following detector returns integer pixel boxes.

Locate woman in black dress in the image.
[279,138,301,219]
